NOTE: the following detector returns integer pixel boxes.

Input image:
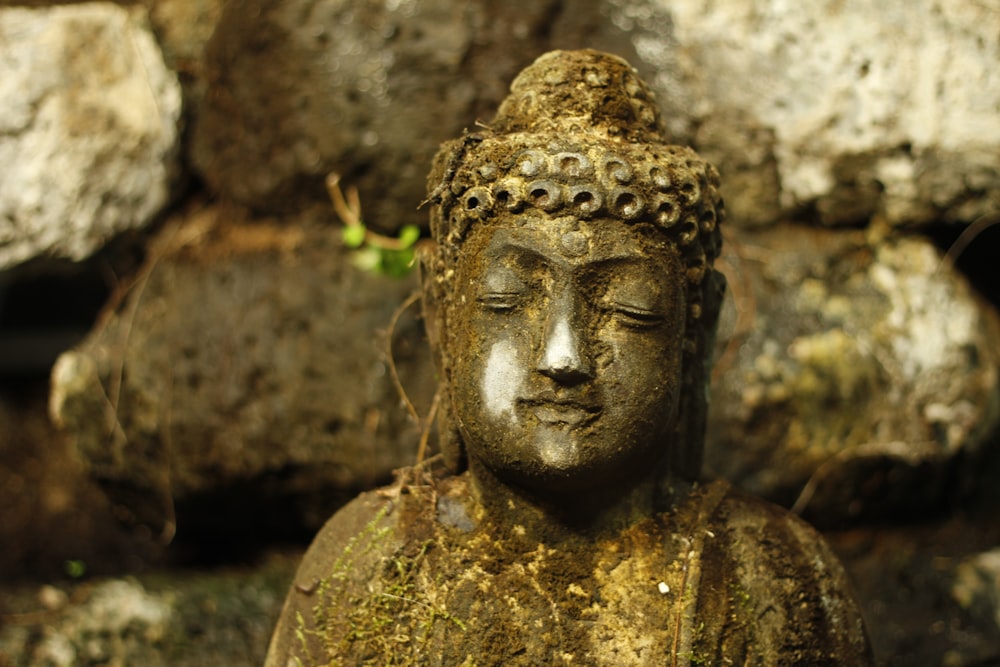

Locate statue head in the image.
[422,50,725,500]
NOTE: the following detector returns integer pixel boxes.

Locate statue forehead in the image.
[455,213,680,271]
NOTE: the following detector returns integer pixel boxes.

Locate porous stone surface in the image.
[28,580,172,667]
[186,0,702,224]
[191,0,546,221]
[953,548,1000,633]
[627,0,1000,227]
[0,3,182,270]
[148,0,226,115]
[187,0,673,224]
[0,555,295,667]
[190,0,999,230]
[706,224,1000,522]
[48,205,435,536]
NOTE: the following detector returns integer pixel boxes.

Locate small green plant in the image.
[64,559,86,578]
[730,582,752,610]
[327,173,422,278]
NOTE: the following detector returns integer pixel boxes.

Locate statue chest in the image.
[306,506,726,666]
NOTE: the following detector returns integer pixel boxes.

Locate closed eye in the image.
[478,293,524,312]
[609,304,666,328]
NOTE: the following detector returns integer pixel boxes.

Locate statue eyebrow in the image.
[583,255,649,273]
[491,242,550,270]
[491,241,647,272]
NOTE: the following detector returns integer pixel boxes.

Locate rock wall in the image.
[187,0,1000,230]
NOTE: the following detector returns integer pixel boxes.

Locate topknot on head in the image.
[491,50,665,141]
[426,49,724,299]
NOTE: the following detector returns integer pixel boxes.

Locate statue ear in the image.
[701,268,727,351]
[417,253,442,360]
[417,249,468,473]
[674,268,727,481]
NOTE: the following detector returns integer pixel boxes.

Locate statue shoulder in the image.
[265,471,474,666]
[264,488,403,667]
[709,481,854,588]
[693,480,874,666]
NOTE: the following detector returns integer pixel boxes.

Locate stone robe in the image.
[266,472,872,666]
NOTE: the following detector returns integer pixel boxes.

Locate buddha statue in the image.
[266,49,873,666]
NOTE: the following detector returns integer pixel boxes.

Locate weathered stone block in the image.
[49,205,435,535]
[649,0,1000,226]
[706,225,1000,522]
[0,3,182,269]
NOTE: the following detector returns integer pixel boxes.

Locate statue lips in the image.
[519,394,601,428]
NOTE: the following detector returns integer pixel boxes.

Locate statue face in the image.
[446,212,687,497]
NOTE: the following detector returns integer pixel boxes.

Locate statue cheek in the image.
[481,338,526,423]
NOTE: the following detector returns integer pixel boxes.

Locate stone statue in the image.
[266,50,873,666]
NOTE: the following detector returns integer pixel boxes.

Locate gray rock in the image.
[191,0,533,222]
[706,225,1000,522]
[49,205,435,535]
[0,4,182,270]
[953,549,1000,632]
[190,0,999,231]
[638,0,1000,227]
[186,0,697,224]
[0,556,295,667]
[31,579,172,667]
[148,0,226,115]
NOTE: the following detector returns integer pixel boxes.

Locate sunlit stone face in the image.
[447,212,687,497]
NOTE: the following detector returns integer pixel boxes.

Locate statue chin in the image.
[465,423,673,502]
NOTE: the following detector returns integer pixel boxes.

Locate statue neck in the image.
[466,457,693,540]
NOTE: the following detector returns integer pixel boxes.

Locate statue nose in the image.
[538,314,593,384]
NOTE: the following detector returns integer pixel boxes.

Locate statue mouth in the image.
[520,397,600,427]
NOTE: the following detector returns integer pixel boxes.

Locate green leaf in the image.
[65,559,87,578]
[342,224,367,249]
[397,224,421,249]
[379,248,416,278]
